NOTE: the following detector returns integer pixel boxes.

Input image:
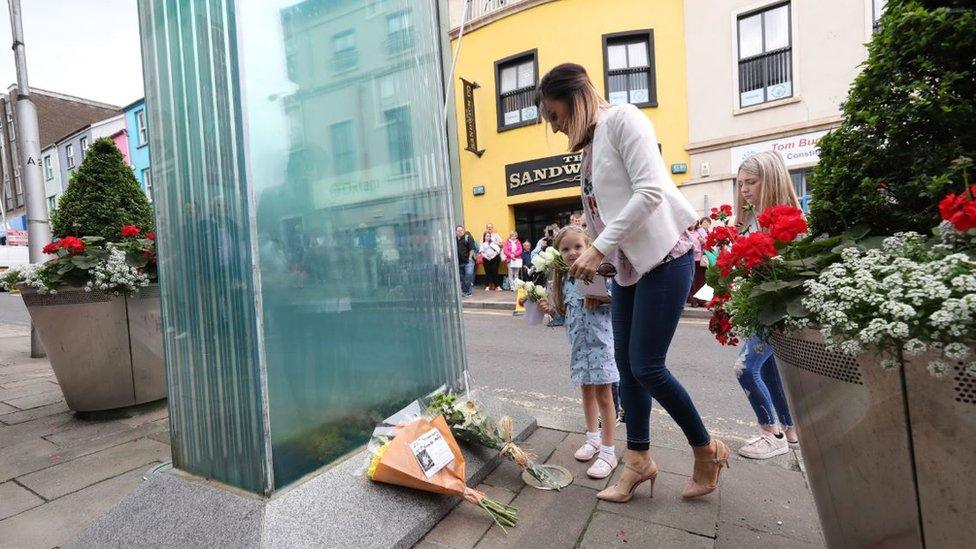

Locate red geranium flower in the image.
[121,225,141,237]
[146,231,156,242]
[705,226,737,251]
[768,215,808,243]
[757,205,803,229]
[939,187,976,232]
[42,241,59,254]
[58,236,85,255]
[710,204,734,221]
[716,232,776,276]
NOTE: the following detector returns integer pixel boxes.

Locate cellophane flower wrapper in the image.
[363,413,518,530]
[425,391,564,490]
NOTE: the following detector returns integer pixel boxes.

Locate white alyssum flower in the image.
[943,342,971,361]
[802,231,975,378]
[927,360,951,378]
[84,247,150,297]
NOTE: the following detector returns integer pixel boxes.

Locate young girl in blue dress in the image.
[539,225,619,479]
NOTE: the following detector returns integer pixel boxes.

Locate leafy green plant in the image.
[808,1,976,236]
[51,137,154,242]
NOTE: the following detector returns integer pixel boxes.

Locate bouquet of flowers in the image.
[365,414,518,530]
[530,247,569,274]
[426,391,565,490]
[513,279,547,325]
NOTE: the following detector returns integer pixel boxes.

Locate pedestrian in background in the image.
[455,225,475,297]
[537,62,728,503]
[480,231,502,291]
[503,231,523,291]
[687,220,708,307]
[732,151,800,459]
[520,239,533,279]
[464,231,477,293]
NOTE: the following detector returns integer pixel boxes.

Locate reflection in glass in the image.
[242,0,465,488]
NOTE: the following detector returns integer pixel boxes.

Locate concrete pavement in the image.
[0,305,822,548]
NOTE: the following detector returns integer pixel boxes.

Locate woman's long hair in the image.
[535,63,609,151]
[548,225,590,317]
[735,151,800,229]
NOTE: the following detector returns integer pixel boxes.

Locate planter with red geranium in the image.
[2,226,164,412]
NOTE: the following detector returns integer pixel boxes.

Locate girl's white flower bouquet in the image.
[530,248,569,274]
[513,279,547,302]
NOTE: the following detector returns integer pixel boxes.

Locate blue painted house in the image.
[123,99,152,202]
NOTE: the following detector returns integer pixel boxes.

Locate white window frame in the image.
[43,155,53,180]
[66,144,75,168]
[80,136,89,159]
[142,168,153,203]
[730,0,801,115]
[136,109,148,146]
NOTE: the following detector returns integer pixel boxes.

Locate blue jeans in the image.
[459,262,473,295]
[612,252,710,450]
[735,335,793,427]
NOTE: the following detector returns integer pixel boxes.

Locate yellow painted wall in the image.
[451,0,690,242]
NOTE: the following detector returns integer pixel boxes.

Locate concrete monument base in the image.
[70,409,536,549]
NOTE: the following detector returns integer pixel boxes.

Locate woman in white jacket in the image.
[536,63,729,503]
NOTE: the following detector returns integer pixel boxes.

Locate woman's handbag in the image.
[476,253,484,265]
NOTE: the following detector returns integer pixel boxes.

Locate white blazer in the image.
[586,104,698,275]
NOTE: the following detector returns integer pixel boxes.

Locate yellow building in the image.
[449,0,691,254]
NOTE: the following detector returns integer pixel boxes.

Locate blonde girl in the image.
[733,151,801,459]
[538,226,619,479]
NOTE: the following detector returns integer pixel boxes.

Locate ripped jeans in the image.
[735,335,793,427]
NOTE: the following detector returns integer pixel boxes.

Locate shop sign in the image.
[472,185,485,196]
[461,79,485,157]
[731,129,829,171]
[6,229,27,246]
[505,153,582,196]
[670,163,687,174]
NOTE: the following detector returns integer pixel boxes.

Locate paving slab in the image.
[422,484,517,548]
[716,522,825,548]
[55,418,169,463]
[43,417,133,447]
[0,481,44,520]
[4,389,65,410]
[0,382,62,404]
[0,412,80,450]
[0,377,56,390]
[18,438,170,500]
[481,428,566,493]
[0,466,151,549]
[718,457,823,545]
[579,511,713,548]
[0,438,61,482]
[545,433,614,491]
[476,484,596,549]
[0,401,16,415]
[0,401,70,425]
[597,470,718,538]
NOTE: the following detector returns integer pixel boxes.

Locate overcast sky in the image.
[0,0,144,107]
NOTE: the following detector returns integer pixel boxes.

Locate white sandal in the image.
[574,440,600,461]
[587,453,618,479]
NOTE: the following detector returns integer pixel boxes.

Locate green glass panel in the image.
[139,0,272,494]
[236,0,466,488]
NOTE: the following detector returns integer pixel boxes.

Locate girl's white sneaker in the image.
[587,453,618,479]
[574,440,600,461]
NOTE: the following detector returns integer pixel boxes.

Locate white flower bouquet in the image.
[530,248,569,274]
[514,279,547,325]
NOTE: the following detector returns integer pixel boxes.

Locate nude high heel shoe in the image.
[596,459,658,503]
[682,439,730,499]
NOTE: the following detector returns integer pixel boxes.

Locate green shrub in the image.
[51,137,154,241]
[808,0,976,236]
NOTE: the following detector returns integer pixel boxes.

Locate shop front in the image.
[507,152,583,245]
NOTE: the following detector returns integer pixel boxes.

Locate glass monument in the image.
[139,0,465,494]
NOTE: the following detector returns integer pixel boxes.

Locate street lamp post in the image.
[8,0,51,358]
